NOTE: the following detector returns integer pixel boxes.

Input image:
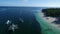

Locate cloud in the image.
[20,0,29,2]
[23,0,28,1]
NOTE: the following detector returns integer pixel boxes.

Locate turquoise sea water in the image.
[0,6,60,34]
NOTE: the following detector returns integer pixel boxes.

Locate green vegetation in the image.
[42,8,60,17]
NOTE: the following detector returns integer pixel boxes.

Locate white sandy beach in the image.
[38,10,60,28]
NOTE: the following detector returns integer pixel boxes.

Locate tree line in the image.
[42,8,60,17]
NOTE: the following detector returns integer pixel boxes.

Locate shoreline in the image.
[38,10,60,29]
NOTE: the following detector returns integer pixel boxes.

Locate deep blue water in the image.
[0,6,43,34]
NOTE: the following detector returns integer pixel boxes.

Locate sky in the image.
[0,0,60,7]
